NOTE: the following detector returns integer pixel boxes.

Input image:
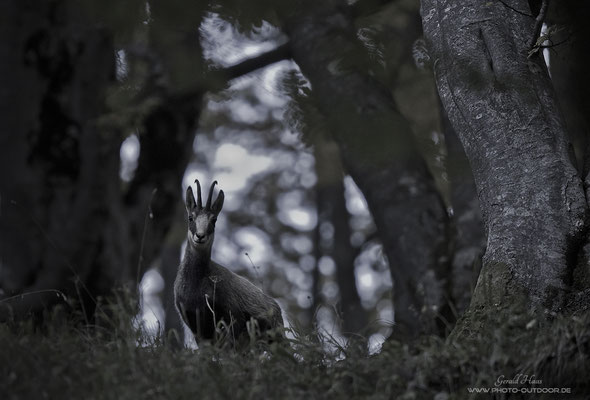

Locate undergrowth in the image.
[1,290,589,400]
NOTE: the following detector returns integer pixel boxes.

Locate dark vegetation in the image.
[1,291,589,399]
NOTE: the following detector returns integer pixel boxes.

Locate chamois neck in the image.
[183,242,213,277]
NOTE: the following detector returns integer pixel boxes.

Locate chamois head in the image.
[185,180,224,248]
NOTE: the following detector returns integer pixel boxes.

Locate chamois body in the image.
[174,180,283,346]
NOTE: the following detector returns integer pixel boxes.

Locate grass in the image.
[1,290,589,400]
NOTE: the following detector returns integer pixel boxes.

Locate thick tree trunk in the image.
[279,1,451,336]
[369,0,485,317]
[0,0,119,317]
[422,0,588,312]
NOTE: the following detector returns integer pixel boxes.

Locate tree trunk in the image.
[441,109,485,315]
[0,0,203,321]
[0,0,119,318]
[547,1,590,296]
[422,0,588,313]
[310,204,323,329]
[314,134,367,336]
[280,1,451,336]
[158,203,186,348]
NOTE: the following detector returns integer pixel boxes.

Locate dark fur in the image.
[174,180,283,347]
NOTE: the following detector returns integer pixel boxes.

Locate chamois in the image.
[174,180,283,347]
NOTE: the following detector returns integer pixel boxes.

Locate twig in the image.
[536,32,573,51]
[528,24,566,58]
[0,289,67,304]
[75,279,90,326]
[529,0,549,49]
[136,188,158,289]
[245,252,263,286]
[205,294,216,329]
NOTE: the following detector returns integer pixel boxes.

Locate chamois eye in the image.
[188,216,194,222]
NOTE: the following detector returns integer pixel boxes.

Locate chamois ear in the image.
[185,186,197,212]
[211,190,224,215]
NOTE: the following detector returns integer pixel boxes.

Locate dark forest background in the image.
[1,0,466,344]
[2,0,590,397]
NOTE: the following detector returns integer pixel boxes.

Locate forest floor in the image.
[1,290,589,399]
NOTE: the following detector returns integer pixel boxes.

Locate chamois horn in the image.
[195,179,203,209]
[206,180,218,210]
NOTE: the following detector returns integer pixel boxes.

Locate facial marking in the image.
[195,214,210,238]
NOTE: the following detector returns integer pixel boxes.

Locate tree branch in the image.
[176,42,292,101]
[217,42,292,81]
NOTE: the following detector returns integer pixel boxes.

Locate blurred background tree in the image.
[0,0,491,348]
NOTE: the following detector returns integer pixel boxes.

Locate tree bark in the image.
[279,1,451,336]
[441,109,485,314]
[422,0,588,312]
